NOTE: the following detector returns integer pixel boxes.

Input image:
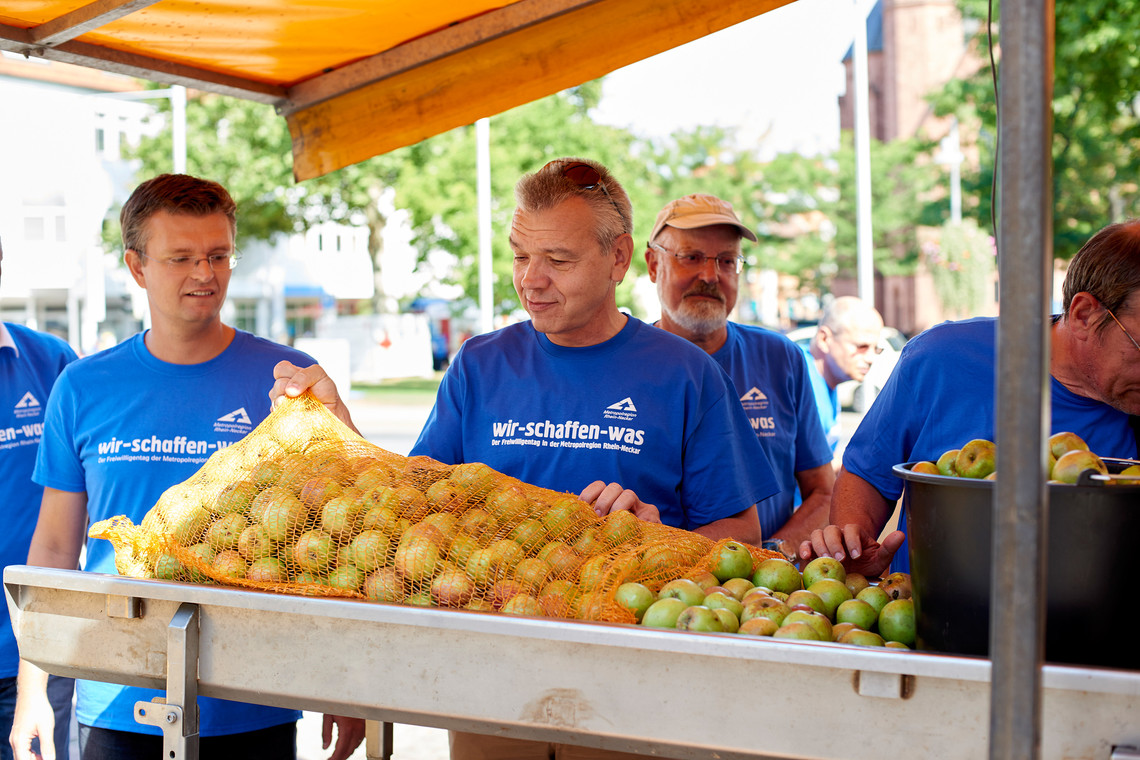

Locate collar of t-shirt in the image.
[0,323,16,356]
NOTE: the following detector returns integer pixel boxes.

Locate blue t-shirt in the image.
[411,317,778,532]
[801,344,840,453]
[34,329,312,735]
[710,323,832,537]
[0,324,78,677]
[843,317,1138,574]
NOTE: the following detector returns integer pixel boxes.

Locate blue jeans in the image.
[0,674,75,760]
[78,721,295,760]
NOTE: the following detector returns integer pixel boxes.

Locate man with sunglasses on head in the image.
[802,296,885,459]
[800,220,1140,578]
[645,194,834,555]
[12,174,364,760]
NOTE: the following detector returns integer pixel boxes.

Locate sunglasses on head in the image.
[547,160,627,228]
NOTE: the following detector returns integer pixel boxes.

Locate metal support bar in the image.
[991,0,1054,758]
[134,602,200,759]
[366,720,394,760]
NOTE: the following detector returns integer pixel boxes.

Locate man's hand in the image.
[11,664,54,760]
[269,361,359,434]
[321,715,366,760]
[578,481,661,523]
[798,525,905,579]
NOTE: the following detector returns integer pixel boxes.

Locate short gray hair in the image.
[514,157,633,253]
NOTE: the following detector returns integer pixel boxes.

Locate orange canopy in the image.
[1,0,795,180]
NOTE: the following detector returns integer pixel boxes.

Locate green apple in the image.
[320,495,364,540]
[259,491,306,543]
[298,477,343,509]
[721,577,755,601]
[713,608,739,633]
[237,523,274,561]
[878,598,916,645]
[425,479,463,510]
[541,542,581,578]
[710,540,754,582]
[741,587,773,605]
[420,512,460,543]
[206,512,248,551]
[614,582,656,622]
[293,530,335,573]
[447,462,498,497]
[153,552,182,581]
[936,449,961,477]
[598,509,641,546]
[802,555,846,588]
[509,518,548,553]
[446,532,480,569]
[836,598,879,630]
[784,609,832,640]
[658,578,707,607]
[773,621,824,641]
[501,593,544,616]
[785,589,826,615]
[955,438,997,479]
[702,591,745,620]
[485,486,531,524]
[571,527,601,556]
[538,580,577,618]
[213,480,259,515]
[639,545,689,579]
[737,617,779,636]
[541,498,589,537]
[751,558,803,595]
[856,585,891,616]
[807,578,853,619]
[246,556,287,583]
[1048,431,1089,461]
[740,596,790,627]
[183,543,216,583]
[513,557,552,592]
[885,641,911,650]
[1052,449,1108,484]
[430,568,476,607]
[211,549,247,579]
[910,461,941,475]
[840,628,886,647]
[457,507,497,536]
[249,458,284,488]
[831,622,859,641]
[327,564,364,593]
[675,606,725,633]
[687,570,721,591]
[394,536,440,583]
[641,597,687,628]
[349,530,392,573]
[360,504,400,535]
[844,572,870,596]
[363,566,404,602]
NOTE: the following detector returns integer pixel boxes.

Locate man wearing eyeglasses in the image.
[802,296,885,457]
[801,220,1140,578]
[644,194,834,554]
[13,175,364,760]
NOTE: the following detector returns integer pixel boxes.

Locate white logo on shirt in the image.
[740,387,767,402]
[217,408,252,425]
[603,397,638,422]
[14,391,39,409]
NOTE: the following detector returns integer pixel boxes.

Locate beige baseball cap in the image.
[649,194,758,244]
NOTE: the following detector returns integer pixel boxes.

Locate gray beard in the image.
[662,299,727,338]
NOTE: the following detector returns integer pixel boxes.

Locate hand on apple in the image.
[322,714,366,760]
[578,481,661,523]
[798,524,905,579]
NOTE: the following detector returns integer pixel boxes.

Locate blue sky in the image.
[593,0,858,159]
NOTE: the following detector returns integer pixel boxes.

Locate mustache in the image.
[684,283,725,302]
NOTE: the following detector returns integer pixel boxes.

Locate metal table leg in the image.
[134,602,200,759]
[366,720,394,760]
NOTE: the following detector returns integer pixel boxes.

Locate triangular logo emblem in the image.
[14,391,39,409]
[740,387,767,402]
[606,397,637,413]
[217,407,252,425]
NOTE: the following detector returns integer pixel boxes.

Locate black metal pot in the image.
[894,461,1140,669]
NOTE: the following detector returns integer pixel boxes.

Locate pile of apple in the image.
[911,431,1139,484]
[621,546,916,648]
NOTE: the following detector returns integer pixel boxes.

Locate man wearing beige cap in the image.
[646,194,835,552]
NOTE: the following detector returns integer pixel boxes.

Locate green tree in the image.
[930,0,1140,257]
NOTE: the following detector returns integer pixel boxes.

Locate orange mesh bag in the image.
[91,394,778,624]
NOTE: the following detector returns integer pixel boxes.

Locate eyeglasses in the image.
[136,250,238,274]
[549,160,628,228]
[649,242,744,275]
[1105,305,1140,354]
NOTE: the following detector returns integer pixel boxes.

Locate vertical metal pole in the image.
[990,0,1053,758]
[852,0,875,307]
[476,117,494,335]
[172,84,187,174]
